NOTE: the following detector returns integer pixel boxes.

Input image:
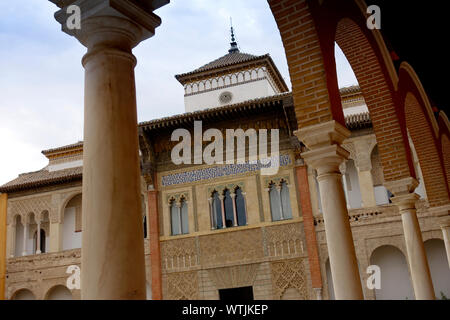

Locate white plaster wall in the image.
[370,246,414,300]
[185,79,276,112]
[48,160,83,172]
[346,160,362,209]
[26,229,34,255]
[14,222,23,257]
[424,239,450,299]
[63,207,82,250]
[374,186,389,205]
[343,103,369,116]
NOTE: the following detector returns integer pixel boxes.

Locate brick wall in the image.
[442,134,450,190]
[335,18,411,183]
[269,0,334,127]
[405,93,449,206]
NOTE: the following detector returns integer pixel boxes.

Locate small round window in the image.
[219,91,233,104]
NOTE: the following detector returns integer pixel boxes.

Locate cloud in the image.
[0,0,357,186]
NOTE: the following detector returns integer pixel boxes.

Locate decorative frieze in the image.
[270,258,308,300]
[165,271,199,300]
[161,154,291,187]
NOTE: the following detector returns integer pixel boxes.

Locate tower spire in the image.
[229,17,239,54]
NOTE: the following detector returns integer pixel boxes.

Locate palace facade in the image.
[1,33,449,300]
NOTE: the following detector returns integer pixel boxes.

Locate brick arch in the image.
[268,0,336,128]
[334,18,413,183]
[269,0,415,183]
[404,92,449,206]
[441,134,450,191]
[438,112,450,190]
[59,192,82,223]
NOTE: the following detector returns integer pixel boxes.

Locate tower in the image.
[175,24,288,112]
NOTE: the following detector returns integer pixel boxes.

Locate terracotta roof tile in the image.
[345,112,372,129]
[42,141,83,155]
[0,166,82,193]
[175,52,266,81]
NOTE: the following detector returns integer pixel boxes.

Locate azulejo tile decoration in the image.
[162,154,291,187]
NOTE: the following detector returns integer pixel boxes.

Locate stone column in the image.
[36,221,41,254]
[219,195,226,228]
[386,177,435,300]
[441,221,450,269]
[147,189,162,300]
[352,139,376,208]
[50,0,167,299]
[22,220,27,257]
[230,193,238,226]
[339,162,351,209]
[176,202,182,235]
[307,167,320,216]
[276,185,285,220]
[296,121,363,300]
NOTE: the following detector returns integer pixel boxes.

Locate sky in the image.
[0,0,357,186]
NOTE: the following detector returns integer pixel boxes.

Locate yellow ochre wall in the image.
[0,193,7,300]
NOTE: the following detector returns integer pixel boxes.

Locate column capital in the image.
[391,193,420,212]
[301,145,349,175]
[439,217,450,229]
[294,120,350,150]
[339,162,347,175]
[384,177,419,197]
[51,0,167,50]
[346,136,377,172]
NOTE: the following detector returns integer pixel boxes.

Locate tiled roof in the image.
[1,88,370,193]
[345,112,372,129]
[340,85,361,96]
[193,52,260,73]
[0,166,82,193]
[175,52,267,81]
[139,92,293,130]
[42,141,83,155]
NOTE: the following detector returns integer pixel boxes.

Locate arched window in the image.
[280,181,292,219]
[210,187,247,229]
[143,215,147,239]
[269,181,292,221]
[14,215,23,257]
[45,285,73,300]
[180,198,189,234]
[235,187,247,226]
[33,229,46,254]
[63,194,82,250]
[142,194,147,238]
[269,183,282,221]
[170,199,181,236]
[170,198,189,236]
[12,289,35,300]
[223,189,234,227]
[211,191,223,229]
